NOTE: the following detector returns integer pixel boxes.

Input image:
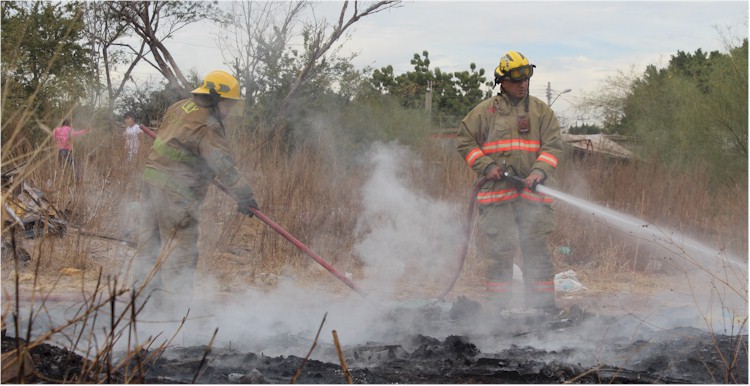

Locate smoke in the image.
[352,141,464,298]
[9,132,746,371]
[102,140,470,356]
[114,147,735,361]
[123,276,397,360]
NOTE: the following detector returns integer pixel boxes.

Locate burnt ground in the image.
[3,298,747,384]
[142,329,746,384]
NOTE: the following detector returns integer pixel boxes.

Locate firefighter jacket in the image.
[456,93,562,206]
[142,98,255,206]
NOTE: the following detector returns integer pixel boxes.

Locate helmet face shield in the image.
[494,51,535,84]
[504,65,534,81]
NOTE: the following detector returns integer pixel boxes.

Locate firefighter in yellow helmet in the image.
[134,70,258,310]
[456,51,563,317]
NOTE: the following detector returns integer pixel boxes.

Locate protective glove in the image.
[484,163,504,181]
[237,198,259,218]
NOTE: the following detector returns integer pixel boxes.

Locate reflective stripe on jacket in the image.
[456,93,562,206]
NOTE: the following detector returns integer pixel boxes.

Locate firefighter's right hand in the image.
[484,164,504,180]
[237,198,259,218]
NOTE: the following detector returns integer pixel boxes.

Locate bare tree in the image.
[81,2,142,112]
[217,1,307,111]
[107,1,223,93]
[277,1,399,117]
[217,1,400,127]
[575,66,639,131]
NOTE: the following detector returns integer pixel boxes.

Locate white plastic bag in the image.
[554,270,588,292]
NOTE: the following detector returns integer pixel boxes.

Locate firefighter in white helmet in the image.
[134,70,258,309]
[456,51,563,317]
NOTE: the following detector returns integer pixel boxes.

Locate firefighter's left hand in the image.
[237,198,259,218]
[525,172,545,190]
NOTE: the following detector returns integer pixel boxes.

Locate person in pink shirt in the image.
[52,118,88,181]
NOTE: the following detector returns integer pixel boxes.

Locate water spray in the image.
[439,167,747,302]
[504,168,745,273]
[537,183,746,274]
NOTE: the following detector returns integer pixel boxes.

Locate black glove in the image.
[237,198,259,218]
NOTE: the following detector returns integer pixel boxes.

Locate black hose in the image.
[436,176,488,299]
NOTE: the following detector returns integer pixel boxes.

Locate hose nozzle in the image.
[502,170,525,185]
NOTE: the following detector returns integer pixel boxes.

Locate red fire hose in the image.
[139,125,368,300]
[435,176,488,299]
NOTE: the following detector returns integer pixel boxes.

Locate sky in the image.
[129,0,748,126]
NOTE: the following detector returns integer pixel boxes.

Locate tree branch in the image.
[277,1,399,117]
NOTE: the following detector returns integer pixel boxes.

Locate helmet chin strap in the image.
[209,88,226,130]
[525,80,530,114]
[209,88,221,107]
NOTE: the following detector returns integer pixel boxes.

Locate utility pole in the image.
[425,81,433,114]
[546,81,552,105]
[546,83,572,107]
[425,81,433,128]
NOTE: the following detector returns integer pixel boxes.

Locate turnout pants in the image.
[134,182,200,309]
[477,200,556,309]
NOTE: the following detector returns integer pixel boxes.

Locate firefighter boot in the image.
[525,279,560,316]
[484,278,513,320]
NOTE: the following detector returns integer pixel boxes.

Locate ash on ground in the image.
[3,296,747,384]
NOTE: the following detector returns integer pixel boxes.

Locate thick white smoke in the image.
[354,141,463,297]
[10,138,746,370]
[95,140,466,357]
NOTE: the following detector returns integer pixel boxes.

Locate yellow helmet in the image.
[191,70,242,100]
[494,51,536,83]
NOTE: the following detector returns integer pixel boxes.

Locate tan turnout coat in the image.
[456,93,562,206]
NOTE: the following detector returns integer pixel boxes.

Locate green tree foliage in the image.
[247,31,365,142]
[114,70,201,127]
[668,48,723,94]
[433,62,486,127]
[116,83,189,128]
[1,1,93,146]
[335,94,431,147]
[369,51,486,127]
[248,49,430,149]
[620,40,748,184]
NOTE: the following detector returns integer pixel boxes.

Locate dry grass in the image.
[1,114,746,382]
[2,119,746,295]
[551,152,746,282]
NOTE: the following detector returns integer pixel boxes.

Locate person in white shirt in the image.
[123,111,143,161]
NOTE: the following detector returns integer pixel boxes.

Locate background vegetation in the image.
[1,2,746,381]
